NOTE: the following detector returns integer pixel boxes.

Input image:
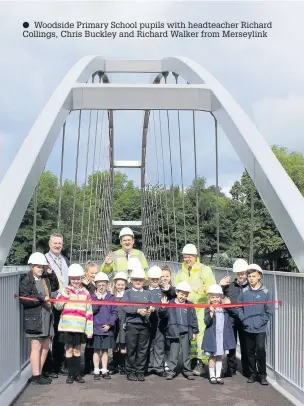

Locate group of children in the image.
[21,256,273,387]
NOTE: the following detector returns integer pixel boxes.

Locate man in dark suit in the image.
[43,233,70,377]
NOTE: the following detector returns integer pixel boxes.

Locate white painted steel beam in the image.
[112,221,142,226]
[113,160,141,168]
[71,84,212,111]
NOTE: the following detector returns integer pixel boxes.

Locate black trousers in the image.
[52,308,66,372]
[125,323,150,374]
[227,322,249,377]
[245,332,267,377]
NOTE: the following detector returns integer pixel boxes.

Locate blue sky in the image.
[1,1,304,196]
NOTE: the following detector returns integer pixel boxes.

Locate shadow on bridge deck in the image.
[12,372,293,406]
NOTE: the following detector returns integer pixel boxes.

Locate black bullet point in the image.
[23,22,29,28]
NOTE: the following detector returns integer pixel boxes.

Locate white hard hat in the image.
[247,263,263,274]
[233,259,248,273]
[130,266,146,279]
[148,266,162,279]
[95,272,109,282]
[207,284,223,295]
[119,227,134,238]
[182,244,197,256]
[28,252,48,266]
[127,257,141,270]
[176,281,191,293]
[68,264,84,277]
[113,272,128,282]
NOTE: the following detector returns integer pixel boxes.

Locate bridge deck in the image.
[13,372,292,406]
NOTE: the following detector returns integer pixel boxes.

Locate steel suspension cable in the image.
[192,111,200,255]
[249,161,255,263]
[164,73,179,262]
[173,73,187,245]
[91,110,105,259]
[57,123,66,232]
[78,110,92,263]
[32,185,38,253]
[211,114,220,265]
[70,110,82,263]
[159,108,172,261]
[152,111,166,259]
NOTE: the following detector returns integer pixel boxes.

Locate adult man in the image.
[101,227,148,276]
[45,233,70,376]
[175,243,216,376]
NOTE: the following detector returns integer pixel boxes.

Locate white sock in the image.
[94,367,100,375]
[209,367,215,378]
[215,361,223,378]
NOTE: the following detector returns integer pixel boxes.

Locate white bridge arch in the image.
[1,56,304,271]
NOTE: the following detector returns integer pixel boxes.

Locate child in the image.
[111,271,128,375]
[164,281,198,380]
[91,272,118,380]
[202,284,236,385]
[147,266,167,377]
[19,252,59,385]
[237,263,273,385]
[123,265,153,381]
[54,264,93,384]
[219,258,250,378]
[160,265,176,300]
[82,261,98,375]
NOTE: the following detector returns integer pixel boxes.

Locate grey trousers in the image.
[148,328,165,372]
[167,333,192,374]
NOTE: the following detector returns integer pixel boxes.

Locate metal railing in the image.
[1,262,303,405]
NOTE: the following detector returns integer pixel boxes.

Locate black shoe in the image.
[31,375,52,385]
[74,375,85,383]
[44,372,58,379]
[94,373,101,380]
[260,376,269,385]
[166,373,174,380]
[66,375,74,384]
[216,377,224,385]
[119,367,126,375]
[247,376,257,383]
[110,368,118,375]
[137,373,145,381]
[102,372,111,379]
[127,372,138,381]
[58,367,69,375]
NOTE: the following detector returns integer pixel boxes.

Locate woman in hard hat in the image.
[19,252,59,385]
[54,264,93,384]
[162,281,198,381]
[91,272,118,380]
[175,243,216,375]
[110,272,128,375]
[100,227,148,276]
[219,259,250,378]
[202,284,236,385]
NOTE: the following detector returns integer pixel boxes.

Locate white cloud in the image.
[0,1,304,190]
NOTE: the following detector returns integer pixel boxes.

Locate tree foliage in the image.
[5,145,304,272]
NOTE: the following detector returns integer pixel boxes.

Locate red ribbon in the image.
[15,295,282,308]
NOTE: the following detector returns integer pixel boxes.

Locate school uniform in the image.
[147,287,167,376]
[222,279,250,377]
[91,291,118,351]
[164,299,199,379]
[123,288,152,381]
[160,285,176,300]
[202,308,236,356]
[111,293,127,374]
[237,283,273,384]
